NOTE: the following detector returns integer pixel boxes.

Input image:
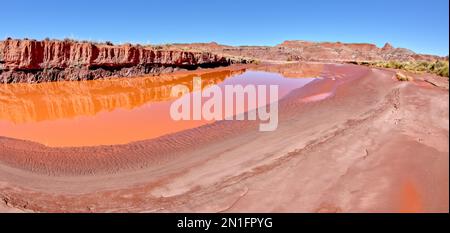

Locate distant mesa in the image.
[167,39,445,64]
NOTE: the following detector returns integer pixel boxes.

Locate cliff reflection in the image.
[0,66,316,147]
[0,69,245,124]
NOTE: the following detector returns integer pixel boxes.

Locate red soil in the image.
[0,63,448,212]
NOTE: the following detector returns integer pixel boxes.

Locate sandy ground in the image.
[0,63,448,212]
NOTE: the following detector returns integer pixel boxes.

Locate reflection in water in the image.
[0,70,244,123]
[0,68,315,147]
[253,62,324,78]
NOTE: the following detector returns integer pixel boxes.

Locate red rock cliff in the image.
[0,39,241,83]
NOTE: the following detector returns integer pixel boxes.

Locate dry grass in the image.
[395,72,412,81]
[363,60,449,78]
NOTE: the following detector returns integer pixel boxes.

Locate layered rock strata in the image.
[0,39,242,83]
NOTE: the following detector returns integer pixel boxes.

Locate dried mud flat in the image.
[0,63,448,213]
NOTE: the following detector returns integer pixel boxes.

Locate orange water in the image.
[0,69,314,147]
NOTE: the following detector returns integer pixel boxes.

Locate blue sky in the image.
[1,0,448,55]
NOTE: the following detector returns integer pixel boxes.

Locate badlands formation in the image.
[0,38,446,84]
[166,40,446,63]
[0,39,448,212]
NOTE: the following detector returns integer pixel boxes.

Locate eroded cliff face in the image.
[0,39,241,83]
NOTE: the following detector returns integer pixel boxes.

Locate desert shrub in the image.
[435,63,449,77]
[396,72,411,81]
[387,60,408,69]
[425,61,449,77]
[412,61,429,72]
[105,41,114,46]
[369,60,449,78]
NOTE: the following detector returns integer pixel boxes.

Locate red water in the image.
[0,69,314,147]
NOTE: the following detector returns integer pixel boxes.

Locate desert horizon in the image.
[1,36,448,213]
[0,0,448,231]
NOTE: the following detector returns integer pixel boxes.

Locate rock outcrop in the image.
[0,39,243,83]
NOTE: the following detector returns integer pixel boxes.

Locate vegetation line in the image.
[356,60,449,78]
